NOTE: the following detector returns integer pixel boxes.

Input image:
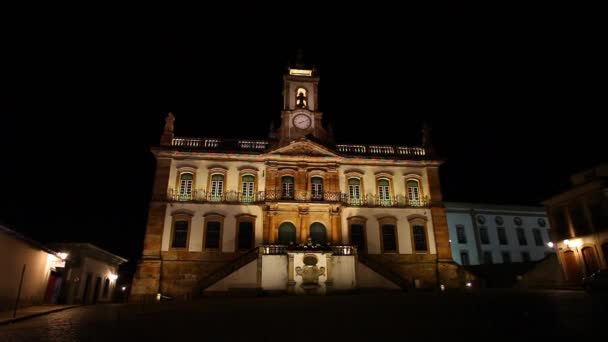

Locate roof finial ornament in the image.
[164,112,175,133]
[422,122,435,156]
[161,112,175,146]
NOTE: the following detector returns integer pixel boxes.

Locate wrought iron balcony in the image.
[166,189,429,208]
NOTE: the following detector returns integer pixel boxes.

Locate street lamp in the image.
[547,242,554,248]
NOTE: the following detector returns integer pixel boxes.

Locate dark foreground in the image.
[0,290,606,341]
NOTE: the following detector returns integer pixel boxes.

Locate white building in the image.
[0,224,66,311]
[49,243,127,304]
[445,202,554,265]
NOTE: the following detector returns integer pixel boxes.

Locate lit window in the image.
[282,176,294,199]
[407,180,421,206]
[348,178,362,205]
[179,173,193,200]
[311,177,323,201]
[241,175,255,202]
[377,179,391,206]
[210,174,224,201]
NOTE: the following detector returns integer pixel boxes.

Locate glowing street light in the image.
[57,252,68,260]
[547,242,554,248]
[109,274,118,281]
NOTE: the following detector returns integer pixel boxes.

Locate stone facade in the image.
[131,64,463,301]
[543,163,608,285]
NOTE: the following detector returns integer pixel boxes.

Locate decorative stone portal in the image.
[291,252,328,294]
[260,243,358,294]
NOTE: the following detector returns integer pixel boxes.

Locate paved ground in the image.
[0,305,79,325]
[0,290,606,341]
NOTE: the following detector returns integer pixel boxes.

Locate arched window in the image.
[310,222,327,245]
[102,278,110,298]
[210,174,224,201]
[241,175,255,202]
[282,176,294,199]
[377,179,391,206]
[296,87,307,108]
[172,220,189,248]
[278,222,296,245]
[406,180,421,206]
[348,178,362,205]
[311,177,323,201]
[179,173,193,200]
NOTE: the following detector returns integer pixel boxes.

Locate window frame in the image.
[235,214,256,251]
[497,227,508,245]
[460,250,470,265]
[378,216,398,254]
[177,172,194,201]
[203,213,225,252]
[239,172,257,203]
[516,228,528,246]
[347,216,367,254]
[169,211,193,250]
[456,224,467,244]
[406,179,422,206]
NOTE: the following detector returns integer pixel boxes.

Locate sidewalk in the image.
[0,305,79,325]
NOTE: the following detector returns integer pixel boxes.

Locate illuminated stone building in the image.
[544,163,608,284]
[130,62,462,301]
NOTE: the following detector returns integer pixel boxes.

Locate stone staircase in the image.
[197,247,260,295]
[358,253,410,290]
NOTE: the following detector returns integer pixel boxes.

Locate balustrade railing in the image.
[171,138,268,152]
[331,245,356,256]
[262,245,288,255]
[166,189,429,207]
[336,144,427,158]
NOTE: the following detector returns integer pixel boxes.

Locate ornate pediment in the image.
[266,138,339,158]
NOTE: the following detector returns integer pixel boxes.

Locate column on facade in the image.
[300,209,310,243]
[265,165,278,193]
[267,212,277,244]
[330,211,341,244]
[326,166,339,196]
[296,167,307,200]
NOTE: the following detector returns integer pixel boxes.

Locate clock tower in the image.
[271,55,332,147]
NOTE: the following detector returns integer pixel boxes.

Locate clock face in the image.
[293,114,312,129]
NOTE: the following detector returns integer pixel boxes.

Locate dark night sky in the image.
[0,7,603,274]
